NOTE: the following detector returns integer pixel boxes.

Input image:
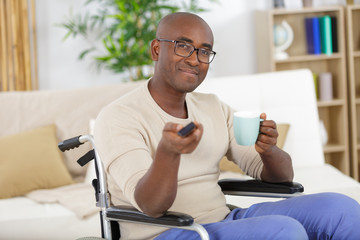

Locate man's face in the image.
[153,16,214,94]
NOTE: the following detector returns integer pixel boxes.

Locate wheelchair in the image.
[58,135,304,240]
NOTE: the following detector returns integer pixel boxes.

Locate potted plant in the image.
[60,0,218,81]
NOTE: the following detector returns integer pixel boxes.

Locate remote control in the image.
[177,122,196,137]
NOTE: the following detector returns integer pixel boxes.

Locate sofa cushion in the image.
[0,196,101,239]
[0,124,74,199]
[220,123,290,173]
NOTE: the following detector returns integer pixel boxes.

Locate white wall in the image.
[35,0,353,90]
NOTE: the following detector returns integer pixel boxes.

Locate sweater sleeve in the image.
[94,103,153,210]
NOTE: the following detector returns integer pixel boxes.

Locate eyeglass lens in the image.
[175,42,214,63]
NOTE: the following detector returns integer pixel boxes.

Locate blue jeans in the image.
[154,193,360,240]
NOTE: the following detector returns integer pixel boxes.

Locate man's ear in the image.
[151,39,159,61]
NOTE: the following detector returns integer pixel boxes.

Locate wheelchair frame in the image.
[58,135,304,240]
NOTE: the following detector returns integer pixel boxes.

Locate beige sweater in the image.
[94,80,263,239]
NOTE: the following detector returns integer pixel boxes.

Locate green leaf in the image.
[79,47,96,60]
[62,30,74,41]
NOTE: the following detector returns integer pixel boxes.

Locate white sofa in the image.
[197,69,360,208]
[0,69,359,239]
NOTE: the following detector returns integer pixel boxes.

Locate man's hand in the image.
[256,113,294,183]
[255,113,278,155]
[160,121,203,155]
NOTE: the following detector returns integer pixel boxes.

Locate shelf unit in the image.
[346,5,360,180]
[255,6,350,176]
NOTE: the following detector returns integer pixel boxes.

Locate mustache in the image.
[178,66,200,75]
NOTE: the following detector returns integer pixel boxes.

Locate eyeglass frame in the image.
[156,39,216,64]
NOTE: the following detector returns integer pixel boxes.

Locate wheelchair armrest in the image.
[218,179,304,196]
[106,205,194,227]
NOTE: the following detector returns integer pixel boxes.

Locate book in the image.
[319,15,333,55]
[305,17,321,54]
[331,16,338,53]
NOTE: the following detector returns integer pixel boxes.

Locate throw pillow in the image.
[276,123,290,150]
[0,124,74,199]
[219,123,290,173]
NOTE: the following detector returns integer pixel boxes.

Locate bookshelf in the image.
[255,6,350,176]
[346,5,360,180]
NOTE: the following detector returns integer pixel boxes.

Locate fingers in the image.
[260,120,278,138]
[162,122,203,154]
[256,117,278,154]
[259,113,277,140]
[177,122,203,153]
[177,133,202,153]
[163,122,202,138]
[260,112,267,121]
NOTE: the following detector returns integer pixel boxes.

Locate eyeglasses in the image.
[157,39,216,64]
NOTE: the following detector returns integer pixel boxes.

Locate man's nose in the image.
[184,50,199,66]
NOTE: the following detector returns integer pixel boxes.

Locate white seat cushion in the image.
[0,197,101,239]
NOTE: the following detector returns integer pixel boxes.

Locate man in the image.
[94,12,360,239]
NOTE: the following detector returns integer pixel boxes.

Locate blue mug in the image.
[233,111,263,146]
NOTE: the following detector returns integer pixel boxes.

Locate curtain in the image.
[0,0,37,91]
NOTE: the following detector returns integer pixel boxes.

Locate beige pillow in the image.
[0,124,74,199]
[276,123,290,150]
[220,123,290,173]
